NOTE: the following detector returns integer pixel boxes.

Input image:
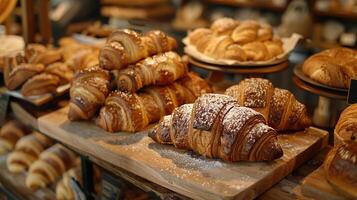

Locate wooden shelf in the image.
[314,8,357,21]
[206,0,288,12]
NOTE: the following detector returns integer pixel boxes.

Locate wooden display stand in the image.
[188,56,290,91]
[37,106,328,200]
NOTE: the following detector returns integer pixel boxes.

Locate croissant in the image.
[334,104,357,144]
[188,18,284,62]
[210,17,239,35]
[68,66,111,121]
[96,72,212,132]
[26,144,77,189]
[56,167,81,200]
[323,141,357,199]
[149,94,283,162]
[99,29,177,70]
[116,51,188,92]
[4,62,45,90]
[231,21,260,44]
[225,78,311,131]
[21,73,61,97]
[7,132,53,173]
[25,44,62,66]
[302,47,357,88]
[0,121,29,154]
[45,62,74,84]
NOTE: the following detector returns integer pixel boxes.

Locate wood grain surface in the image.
[38,106,328,200]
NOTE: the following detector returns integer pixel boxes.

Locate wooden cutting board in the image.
[38,106,328,200]
[301,165,347,200]
[0,155,55,200]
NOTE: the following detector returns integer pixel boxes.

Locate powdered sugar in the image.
[193,94,236,130]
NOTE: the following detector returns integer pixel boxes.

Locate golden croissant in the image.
[26,144,77,189]
[99,29,177,70]
[7,132,53,173]
[149,93,283,162]
[116,51,188,92]
[0,120,29,155]
[68,66,111,121]
[96,72,212,132]
[225,78,311,131]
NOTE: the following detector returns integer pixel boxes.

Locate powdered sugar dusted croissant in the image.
[68,66,111,121]
[96,72,212,132]
[7,132,53,173]
[149,93,283,162]
[225,78,311,131]
[100,29,177,70]
[116,51,188,92]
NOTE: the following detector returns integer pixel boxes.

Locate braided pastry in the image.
[68,66,111,121]
[96,72,212,132]
[99,29,177,70]
[149,94,283,162]
[225,78,311,131]
[26,144,77,189]
[116,51,188,92]
[302,47,357,88]
[0,121,29,154]
[7,132,53,173]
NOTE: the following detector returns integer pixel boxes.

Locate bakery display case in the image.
[0,0,356,200]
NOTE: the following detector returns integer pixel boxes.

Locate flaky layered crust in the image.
[302,47,357,88]
[149,94,283,162]
[99,29,177,70]
[225,78,311,131]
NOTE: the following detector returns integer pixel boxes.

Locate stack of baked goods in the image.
[225,78,311,131]
[186,18,287,63]
[100,0,174,20]
[3,127,101,199]
[3,44,74,97]
[302,47,357,89]
[323,104,357,199]
[68,29,212,133]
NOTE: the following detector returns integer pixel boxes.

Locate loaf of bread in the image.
[324,141,357,199]
[334,104,357,145]
[302,47,357,88]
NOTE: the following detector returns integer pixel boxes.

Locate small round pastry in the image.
[324,141,357,199]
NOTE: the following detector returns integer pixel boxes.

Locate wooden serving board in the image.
[0,155,55,200]
[301,165,346,200]
[38,107,328,200]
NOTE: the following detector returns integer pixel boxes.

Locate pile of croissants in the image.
[2,40,99,97]
[0,120,100,199]
[188,18,284,62]
[68,29,212,133]
[150,78,311,162]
